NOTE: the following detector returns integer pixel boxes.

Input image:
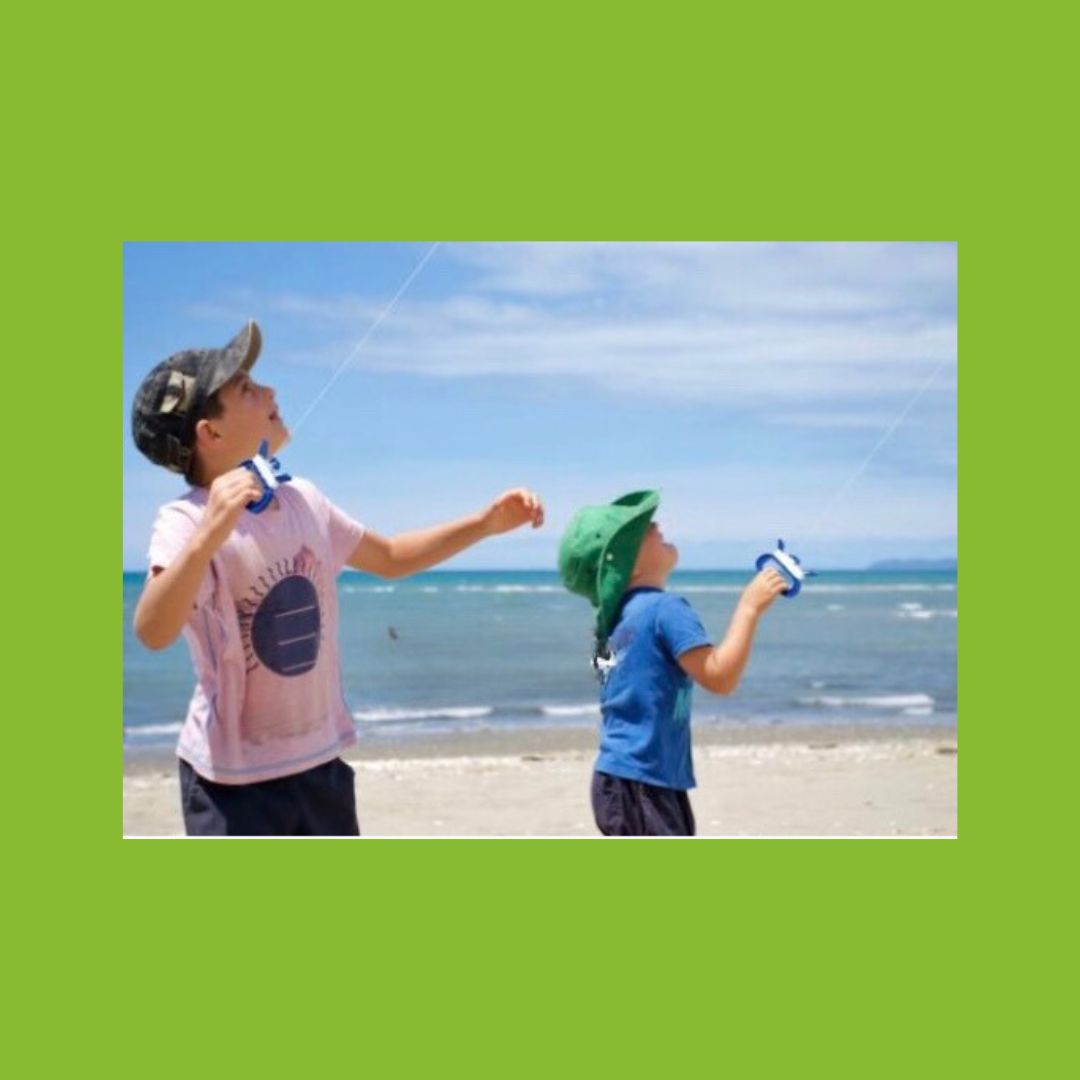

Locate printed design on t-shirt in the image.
[673,685,692,726]
[236,545,323,676]
[595,646,619,684]
[597,625,635,685]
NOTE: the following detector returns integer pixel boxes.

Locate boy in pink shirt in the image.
[131,321,544,836]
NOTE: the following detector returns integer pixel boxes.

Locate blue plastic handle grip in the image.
[241,440,291,514]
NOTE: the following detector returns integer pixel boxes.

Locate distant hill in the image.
[867,558,957,572]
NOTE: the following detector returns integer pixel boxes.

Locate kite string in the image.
[283,240,948,555]
[803,352,954,544]
[288,242,442,435]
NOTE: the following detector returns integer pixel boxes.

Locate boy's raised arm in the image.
[678,568,787,695]
[348,488,544,579]
[134,468,263,649]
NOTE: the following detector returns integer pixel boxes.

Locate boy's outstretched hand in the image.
[483,488,545,535]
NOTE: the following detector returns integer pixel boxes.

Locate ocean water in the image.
[123,569,957,751]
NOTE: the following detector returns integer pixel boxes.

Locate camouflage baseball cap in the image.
[131,321,262,474]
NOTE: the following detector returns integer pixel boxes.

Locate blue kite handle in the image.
[754,538,815,598]
[241,440,292,514]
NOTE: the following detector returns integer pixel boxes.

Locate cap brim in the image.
[204,320,263,397]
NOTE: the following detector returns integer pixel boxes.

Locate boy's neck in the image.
[193,455,233,489]
[195,436,286,488]
[627,571,668,591]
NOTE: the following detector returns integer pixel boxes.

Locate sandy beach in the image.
[123,724,956,838]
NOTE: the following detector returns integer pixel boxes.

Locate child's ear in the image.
[194,417,221,447]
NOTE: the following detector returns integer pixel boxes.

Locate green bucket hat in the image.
[558,490,660,642]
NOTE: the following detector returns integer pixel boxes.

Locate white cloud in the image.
[444,242,955,313]
[225,242,956,411]
[128,244,956,568]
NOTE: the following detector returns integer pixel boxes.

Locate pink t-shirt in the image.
[148,477,366,784]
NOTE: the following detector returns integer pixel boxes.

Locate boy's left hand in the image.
[483,488,545,535]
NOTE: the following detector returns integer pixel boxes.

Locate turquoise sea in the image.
[123,569,957,754]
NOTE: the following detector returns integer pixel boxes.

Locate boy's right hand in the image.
[197,467,264,549]
[739,568,788,616]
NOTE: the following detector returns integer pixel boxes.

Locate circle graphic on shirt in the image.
[249,574,322,676]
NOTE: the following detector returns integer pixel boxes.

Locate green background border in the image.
[13,1,1065,1073]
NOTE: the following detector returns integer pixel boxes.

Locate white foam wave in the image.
[680,585,744,593]
[353,706,494,723]
[680,583,954,595]
[124,722,183,737]
[816,584,955,593]
[540,704,601,718]
[349,581,955,597]
[454,585,561,594]
[797,693,935,710]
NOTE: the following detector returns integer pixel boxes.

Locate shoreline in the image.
[124,719,955,772]
[124,722,957,838]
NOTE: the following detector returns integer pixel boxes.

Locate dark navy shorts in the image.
[179,757,360,837]
[591,770,696,836]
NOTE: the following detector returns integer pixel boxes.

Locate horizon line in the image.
[122,563,957,576]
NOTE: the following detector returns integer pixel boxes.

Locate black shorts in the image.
[591,770,695,837]
[179,757,360,837]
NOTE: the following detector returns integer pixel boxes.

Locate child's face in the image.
[205,371,288,462]
[632,521,678,580]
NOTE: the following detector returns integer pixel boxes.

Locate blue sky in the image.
[123,242,956,570]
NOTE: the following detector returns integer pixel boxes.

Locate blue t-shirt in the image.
[595,588,713,790]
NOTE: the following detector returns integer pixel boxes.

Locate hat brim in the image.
[203,320,263,398]
[595,491,660,639]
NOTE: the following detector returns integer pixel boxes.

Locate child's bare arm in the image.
[678,568,787,694]
[134,541,217,650]
[133,468,262,649]
[348,488,544,579]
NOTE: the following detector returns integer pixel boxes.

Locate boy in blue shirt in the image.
[558,491,786,836]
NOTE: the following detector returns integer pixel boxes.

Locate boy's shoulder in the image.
[612,590,706,664]
[661,591,699,614]
[625,590,705,643]
[151,476,326,529]
[153,486,206,520]
[659,591,707,627]
[281,474,314,497]
[279,475,332,511]
[626,588,696,617]
[618,588,691,636]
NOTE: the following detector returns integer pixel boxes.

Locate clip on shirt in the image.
[755,538,816,598]
[241,440,292,513]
